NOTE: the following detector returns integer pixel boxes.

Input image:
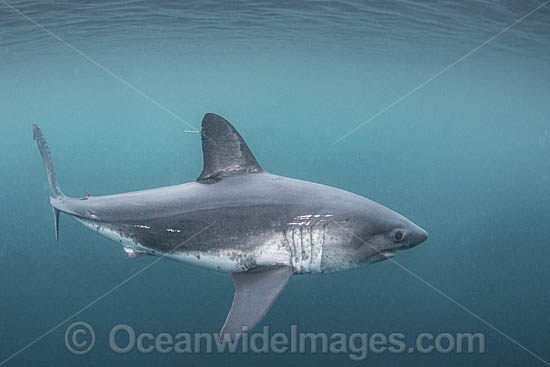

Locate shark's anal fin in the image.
[221,266,293,341]
[197,113,263,184]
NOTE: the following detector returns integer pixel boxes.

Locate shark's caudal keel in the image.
[34,113,428,341]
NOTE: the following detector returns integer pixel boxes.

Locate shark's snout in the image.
[403,226,428,249]
[413,227,428,246]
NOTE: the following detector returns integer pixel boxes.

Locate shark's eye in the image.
[393,230,405,242]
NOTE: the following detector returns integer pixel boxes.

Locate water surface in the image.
[1,1,549,366]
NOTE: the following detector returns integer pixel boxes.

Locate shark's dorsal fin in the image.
[197,113,263,184]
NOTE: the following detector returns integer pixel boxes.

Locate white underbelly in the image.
[169,231,291,273]
[167,251,246,272]
[74,217,291,273]
[74,217,155,258]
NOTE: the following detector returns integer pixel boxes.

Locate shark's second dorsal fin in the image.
[197,113,263,184]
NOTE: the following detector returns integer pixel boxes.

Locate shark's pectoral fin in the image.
[221,266,293,341]
[197,113,263,184]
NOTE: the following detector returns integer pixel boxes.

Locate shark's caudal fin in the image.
[33,124,65,240]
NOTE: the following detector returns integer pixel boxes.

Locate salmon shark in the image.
[34,113,428,340]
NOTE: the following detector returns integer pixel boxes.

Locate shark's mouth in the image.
[381,251,396,259]
[369,250,396,264]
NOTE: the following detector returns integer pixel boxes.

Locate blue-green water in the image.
[1,1,550,366]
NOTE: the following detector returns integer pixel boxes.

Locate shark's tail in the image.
[33,124,65,240]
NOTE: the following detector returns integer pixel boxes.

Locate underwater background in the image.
[1,0,549,365]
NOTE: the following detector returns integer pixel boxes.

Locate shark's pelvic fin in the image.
[123,247,149,259]
[197,113,263,184]
[221,266,293,341]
